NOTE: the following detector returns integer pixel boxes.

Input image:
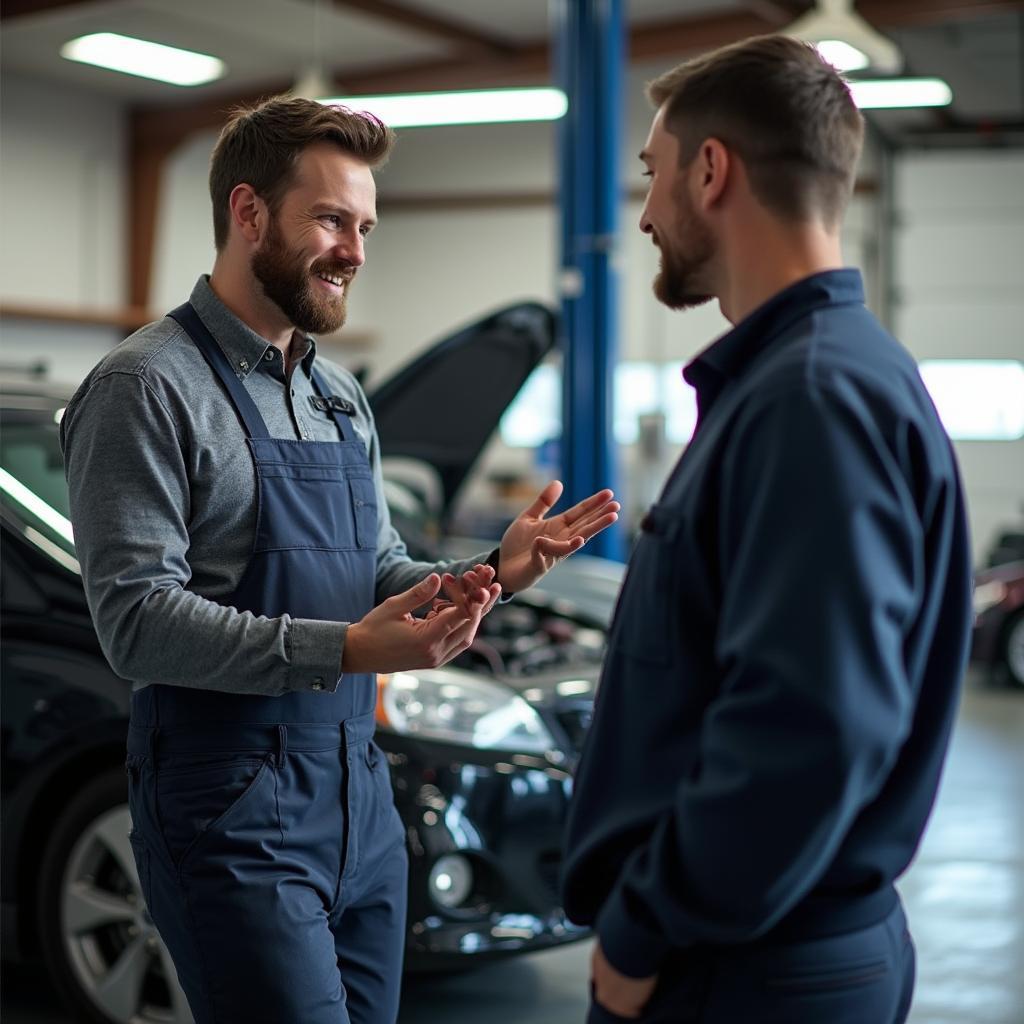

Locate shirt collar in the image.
[188,275,318,380]
[683,268,865,417]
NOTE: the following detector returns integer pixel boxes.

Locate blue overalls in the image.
[126,303,407,1024]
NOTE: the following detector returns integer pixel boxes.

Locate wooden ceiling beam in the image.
[860,0,1024,26]
[0,0,101,19]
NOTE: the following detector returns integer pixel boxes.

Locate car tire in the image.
[37,767,194,1024]
[1003,611,1024,690]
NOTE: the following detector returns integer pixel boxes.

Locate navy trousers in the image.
[128,713,407,1024]
[588,901,915,1024]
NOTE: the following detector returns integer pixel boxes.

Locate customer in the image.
[562,35,972,1024]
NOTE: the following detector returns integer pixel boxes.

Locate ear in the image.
[228,183,267,245]
[693,138,730,211]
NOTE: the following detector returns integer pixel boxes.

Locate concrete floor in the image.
[4,672,1022,1023]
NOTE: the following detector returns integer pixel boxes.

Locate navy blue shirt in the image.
[562,269,973,979]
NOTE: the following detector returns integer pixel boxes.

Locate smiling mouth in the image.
[315,271,351,289]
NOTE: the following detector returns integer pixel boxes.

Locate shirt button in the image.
[312,678,324,691]
[264,350,274,361]
[239,359,249,372]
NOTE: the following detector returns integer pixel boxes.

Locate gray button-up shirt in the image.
[61,276,486,696]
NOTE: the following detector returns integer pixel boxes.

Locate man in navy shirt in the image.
[563,35,972,1024]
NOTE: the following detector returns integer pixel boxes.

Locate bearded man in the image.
[61,96,617,1024]
[562,35,972,1024]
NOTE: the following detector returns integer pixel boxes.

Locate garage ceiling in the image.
[3,0,1023,145]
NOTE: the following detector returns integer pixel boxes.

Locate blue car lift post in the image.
[554,0,625,561]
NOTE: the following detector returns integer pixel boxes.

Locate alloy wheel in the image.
[60,804,193,1024]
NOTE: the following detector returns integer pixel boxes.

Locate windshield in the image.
[0,415,78,568]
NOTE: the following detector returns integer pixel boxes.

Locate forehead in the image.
[643,104,678,160]
[285,142,376,208]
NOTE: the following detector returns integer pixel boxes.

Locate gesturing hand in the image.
[439,563,501,620]
[497,480,619,593]
[341,573,500,674]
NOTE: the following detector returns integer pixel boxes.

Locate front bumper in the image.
[376,733,589,971]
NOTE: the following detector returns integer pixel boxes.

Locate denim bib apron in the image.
[126,303,407,1024]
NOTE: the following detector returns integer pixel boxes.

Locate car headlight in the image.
[376,669,556,754]
[973,579,1007,617]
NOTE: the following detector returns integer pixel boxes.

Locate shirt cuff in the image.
[485,547,516,603]
[287,618,348,693]
[595,884,673,980]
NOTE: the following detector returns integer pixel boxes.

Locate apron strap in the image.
[309,366,358,443]
[168,303,272,440]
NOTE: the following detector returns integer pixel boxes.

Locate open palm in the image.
[497,480,619,593]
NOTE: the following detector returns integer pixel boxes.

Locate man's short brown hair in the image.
[647,34,864,227]
[209,95,395,249]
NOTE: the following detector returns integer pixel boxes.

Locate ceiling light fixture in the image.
[815,39,870,72]
[61,32,225,86]
[786,0,902,74]
[849,77,953,109]
[292,0,331,102]
[320,88,569,128]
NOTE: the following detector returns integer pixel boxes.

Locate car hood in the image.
[366,302,556,522]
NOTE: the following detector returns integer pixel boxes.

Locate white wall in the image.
[893,151,1024,565]
[0,73,126,309]
[0,73,128,385]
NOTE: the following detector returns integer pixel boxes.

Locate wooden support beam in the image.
[0,0,102,19]
[860,0,1024,26]
[128,137,175,312]
[0,302,157,331]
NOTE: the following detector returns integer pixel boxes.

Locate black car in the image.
[1,304,611,1024]
[971,559,1024,689]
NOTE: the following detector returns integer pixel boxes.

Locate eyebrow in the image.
[313,203,377,228]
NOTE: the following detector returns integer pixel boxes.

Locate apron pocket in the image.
[348,475,377,550]
[156,754,273,872]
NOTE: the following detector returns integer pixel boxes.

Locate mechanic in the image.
[562,35,972,1024]
[61,95,618,1024]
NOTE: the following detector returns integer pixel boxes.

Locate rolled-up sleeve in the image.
[596,381,921,977]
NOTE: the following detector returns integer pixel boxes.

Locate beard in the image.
[652,186,715,311]
[251,216,354,334]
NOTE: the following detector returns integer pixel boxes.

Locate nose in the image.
[639,207,653,236]
[333,230,365,268]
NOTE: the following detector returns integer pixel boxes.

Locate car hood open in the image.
[367,302,556,523]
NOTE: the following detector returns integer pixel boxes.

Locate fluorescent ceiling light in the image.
[849,78,953,109]
[787,0,901,74]
[320,88,568,128]
[61,32,225,86]
[814,39,869,72]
